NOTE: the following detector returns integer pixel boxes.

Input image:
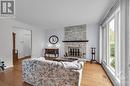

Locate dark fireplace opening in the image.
[68,47,80,57]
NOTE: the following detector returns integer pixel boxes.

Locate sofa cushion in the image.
[61,61,82,70]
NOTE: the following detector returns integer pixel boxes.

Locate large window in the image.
[108,18,116,70]
[102,8,120,80]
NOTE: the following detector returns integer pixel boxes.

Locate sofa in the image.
[22,57,84,86]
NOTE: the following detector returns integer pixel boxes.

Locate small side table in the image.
[44,48,59,58]
[90,47,98,63]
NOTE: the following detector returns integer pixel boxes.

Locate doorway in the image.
[12,28,32,65]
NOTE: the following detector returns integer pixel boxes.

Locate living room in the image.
[0,0,130,86]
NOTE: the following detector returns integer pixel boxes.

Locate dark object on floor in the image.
[90,47,98,63]
[0,61,6,71]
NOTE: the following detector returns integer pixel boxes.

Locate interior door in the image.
[12,32,18,65]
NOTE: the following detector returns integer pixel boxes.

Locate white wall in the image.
[0,19,45,68]
[86,24,99,61]
[44,24,99,61]
[13,29,31,58]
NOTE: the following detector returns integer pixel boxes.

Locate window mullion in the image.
[106,24,110,65]
[115,13,119,77]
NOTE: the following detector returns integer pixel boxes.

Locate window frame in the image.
[101,8,121,79]
[108,17,116,72]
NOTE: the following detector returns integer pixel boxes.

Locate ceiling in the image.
[15,0,116,29]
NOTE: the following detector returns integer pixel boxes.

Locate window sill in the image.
[108,65,115,73]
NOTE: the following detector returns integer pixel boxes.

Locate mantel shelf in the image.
[62,40,89,42]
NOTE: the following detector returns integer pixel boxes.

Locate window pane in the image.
[109,18,115,69]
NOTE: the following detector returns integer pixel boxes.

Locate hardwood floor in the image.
[0,60,113,86]
[81,62,113,86]
[0,61,31,86]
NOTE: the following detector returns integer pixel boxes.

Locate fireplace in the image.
[64,46,86,58]
[64,24,88,58]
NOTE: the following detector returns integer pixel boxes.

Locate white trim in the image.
[115,11,121,79]
[102,62,120,86]
[102,7,120,27]
[128,0,130,85]
[120,0,129,85]
[99,26,102,63]
[124,0,130,85]
[5,65,13,69]
[99,0,120,25]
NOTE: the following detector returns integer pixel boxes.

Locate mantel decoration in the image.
[49,35,59,44]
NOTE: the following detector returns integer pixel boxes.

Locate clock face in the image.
[49,35,59,44]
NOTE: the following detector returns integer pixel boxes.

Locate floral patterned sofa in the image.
[22,57,84,86]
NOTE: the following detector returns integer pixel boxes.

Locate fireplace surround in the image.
[64,24,88,58]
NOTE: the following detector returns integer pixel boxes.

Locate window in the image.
[101,8,121,80]
[108,18,116,70]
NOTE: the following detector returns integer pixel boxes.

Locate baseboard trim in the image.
[101,63,114,86]
[5,65,13,69]
[101,62,120,86]
[19,56,31,60]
